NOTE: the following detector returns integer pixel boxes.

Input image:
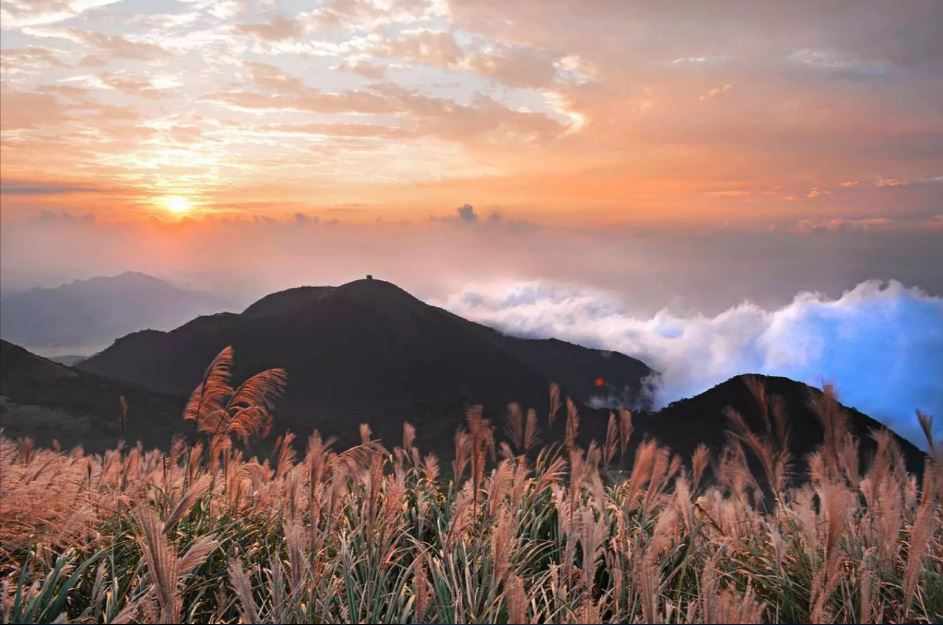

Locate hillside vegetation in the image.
[1,348,940,624]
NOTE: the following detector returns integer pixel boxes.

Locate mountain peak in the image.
[242,277,421,318]
[109,271,168,284]
[649,373,925,476]
[80,277,655,453]
[334,277,424,304]
[338,276,403,290]
[113,270,159,280]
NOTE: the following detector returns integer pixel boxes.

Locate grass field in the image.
[1,352,940,623]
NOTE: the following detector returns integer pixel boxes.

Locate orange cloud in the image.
[0,0,940,230]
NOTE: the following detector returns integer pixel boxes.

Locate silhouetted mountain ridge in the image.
[78,278,653,454]
[632,374,925,477]
[2,336,925,476]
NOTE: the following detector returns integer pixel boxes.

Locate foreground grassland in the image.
[1,355,941,623]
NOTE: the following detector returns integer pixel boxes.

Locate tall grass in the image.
[0,350,940,623]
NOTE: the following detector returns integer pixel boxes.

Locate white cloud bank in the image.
[440,280,943,446]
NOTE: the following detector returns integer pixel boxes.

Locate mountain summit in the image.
[79,278,654,453]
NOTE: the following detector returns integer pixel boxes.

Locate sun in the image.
[162,195,193,215]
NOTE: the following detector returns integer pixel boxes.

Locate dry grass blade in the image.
[183,347,287,451]
[1,344,940,625]
[229,368,288,414]
[691,444,710,492]
[918,410,936,454]
[403,421,416,452]
[184,346,234,425]
[725,407,791,495]
[164,475,211,534]
[604,411,618,467]
[506,402,525,452]
[414,550,430,623]
[904,462,940,617]
[548,383,561,426]
[135,509,179,623]
[505,573,528,624]
[564,398,579,451]
[524,408,540,452]
[178,535,219,577]
[225,368,288,441]
[618,408,633,459]
[228,559,260,624]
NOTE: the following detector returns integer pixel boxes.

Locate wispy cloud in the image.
[789,48,890,79]
[1,0,122,29]
[1,180,99,196]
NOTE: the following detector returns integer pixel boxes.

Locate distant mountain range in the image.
[0,277,926,476]
[0,272,229,354]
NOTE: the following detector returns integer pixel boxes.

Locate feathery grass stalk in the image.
[1,368,940,624]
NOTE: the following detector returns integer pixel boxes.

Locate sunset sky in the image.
[2,0,942,305]
[2,1,942,442]
[2,0,941,229]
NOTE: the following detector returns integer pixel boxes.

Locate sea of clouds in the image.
[440,279,943,446]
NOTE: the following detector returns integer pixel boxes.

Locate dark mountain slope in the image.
[0,339,184,451]
[502,336,655,409]
[0,272,228,353]
[79,278,654,455]
[633,374,925,477]
[4,340,925,480]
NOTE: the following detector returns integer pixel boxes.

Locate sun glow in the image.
[162,195,193,215]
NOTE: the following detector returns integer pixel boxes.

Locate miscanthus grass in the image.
[0,349,940,624]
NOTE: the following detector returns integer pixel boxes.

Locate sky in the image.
[2,0,941,228]
[2,1,942,441]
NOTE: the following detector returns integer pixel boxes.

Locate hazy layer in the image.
[3,212,941,314]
